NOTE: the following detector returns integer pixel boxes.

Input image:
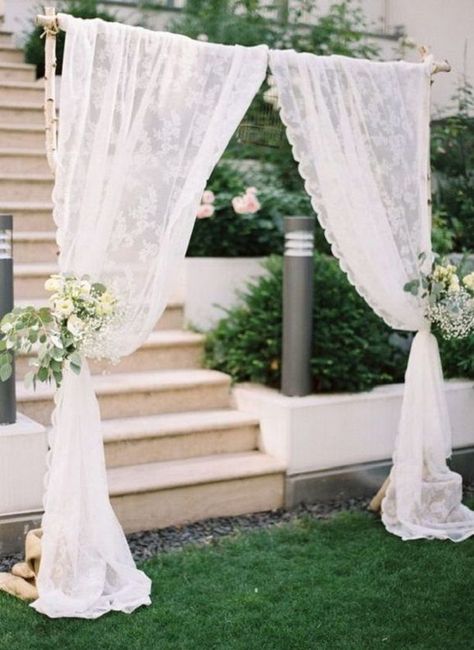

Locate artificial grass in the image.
[1,506,473,650]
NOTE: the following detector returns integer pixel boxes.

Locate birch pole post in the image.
[368,47,451,514]
[36,6,59,175]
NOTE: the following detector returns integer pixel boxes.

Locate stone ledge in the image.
[285,446,474,507]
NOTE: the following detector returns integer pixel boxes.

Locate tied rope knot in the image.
[40,21,60,38]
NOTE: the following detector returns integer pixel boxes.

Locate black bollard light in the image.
[0,213,16,424]
[281,215,315,397]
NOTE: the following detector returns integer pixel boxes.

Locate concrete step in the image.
[108,451,285,533]
[13,265,185,313]
[0,102,44,125]
[0,123,44,148]
[0,80,42,103]
[0,149,49,174]
[17,369,231,426]
[0,202,54,231]
[0,47,24,64]
[0,62,35,83]
[103,409,260,467]
[16,330,205,379]
[15,297,185,332]
[0,32,14,48]
[0,173,53,202]
[14,262,57,298]
[13,230,57,263]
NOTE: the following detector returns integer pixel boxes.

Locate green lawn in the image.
[1,505,474,650]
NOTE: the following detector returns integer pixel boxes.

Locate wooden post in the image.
[36,6,58,175]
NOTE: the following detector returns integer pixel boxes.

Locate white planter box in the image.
[176,257,268,331]
[0,412,47,515]
[234,379,474,476]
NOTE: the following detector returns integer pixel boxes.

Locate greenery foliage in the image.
[1,509,474,650]
[205,254,412,391]
[431,82,474,252]
[24,0,116,78]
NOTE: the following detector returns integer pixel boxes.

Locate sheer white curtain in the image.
[32,15,268,619]
[270,51,474,542]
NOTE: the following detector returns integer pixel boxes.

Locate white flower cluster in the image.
[0,273,120,388]
[422,263,474,339]
[46,274,118,353]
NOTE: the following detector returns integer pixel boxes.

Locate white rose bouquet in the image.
[0,273,119,388]
[404,255,474,339]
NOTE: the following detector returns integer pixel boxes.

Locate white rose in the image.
[96,291,115,316]
[54,298,74,318]
[448,276,460,293]
[78,280,91,298]
[463,273,474,291]
[44,276,63,292]
[66,314,85,337]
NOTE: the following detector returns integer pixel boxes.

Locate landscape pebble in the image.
[1,485,473,572]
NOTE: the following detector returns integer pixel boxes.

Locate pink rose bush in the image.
[231,187,261,215]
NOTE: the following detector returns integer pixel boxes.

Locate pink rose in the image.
[232,189,261,215]
[246,187,257,195]
[244,193,261,214]
[197,203,215,219]
[202,190,215,204]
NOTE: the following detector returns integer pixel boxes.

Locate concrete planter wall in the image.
[175,257,268,331]
[234,380,474,506]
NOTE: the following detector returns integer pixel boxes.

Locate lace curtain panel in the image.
[32,14,268,618]
[270,51,474,542]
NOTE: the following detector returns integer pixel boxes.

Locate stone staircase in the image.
[0,29,285,533]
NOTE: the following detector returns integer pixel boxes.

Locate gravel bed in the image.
[1,485,473,572]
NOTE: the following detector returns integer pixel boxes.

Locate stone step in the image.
[0,149,49,174]
[14,262,57,298]
[0,62,35,83]
[0,123,44,148]
[0,32,14,48]
[17,369,231,426]
[15,298,185,332]
[0,173,53,202]
[13,230,57,262]
[108,451,285,533]
[0,47,24,64]
[0,102,44,125]
[16,329,205,379]
[13,264,185,308]
[0,80,42,103]
[103,409,260,467]
[0,202,53,231]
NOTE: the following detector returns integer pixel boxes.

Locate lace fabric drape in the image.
[270,50,474,542]
[32,15,268,618]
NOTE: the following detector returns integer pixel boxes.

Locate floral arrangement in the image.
[196,186,261,220]
[0,273,119,388]
[404,256,474,339]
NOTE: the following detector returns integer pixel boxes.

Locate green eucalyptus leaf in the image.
[0,363,12,382]
[37,366,49,382]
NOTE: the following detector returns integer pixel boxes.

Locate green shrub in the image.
[431,82,474,251]
[439,334,474,380]
[24,0,116,78]
[205,254,412,391]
